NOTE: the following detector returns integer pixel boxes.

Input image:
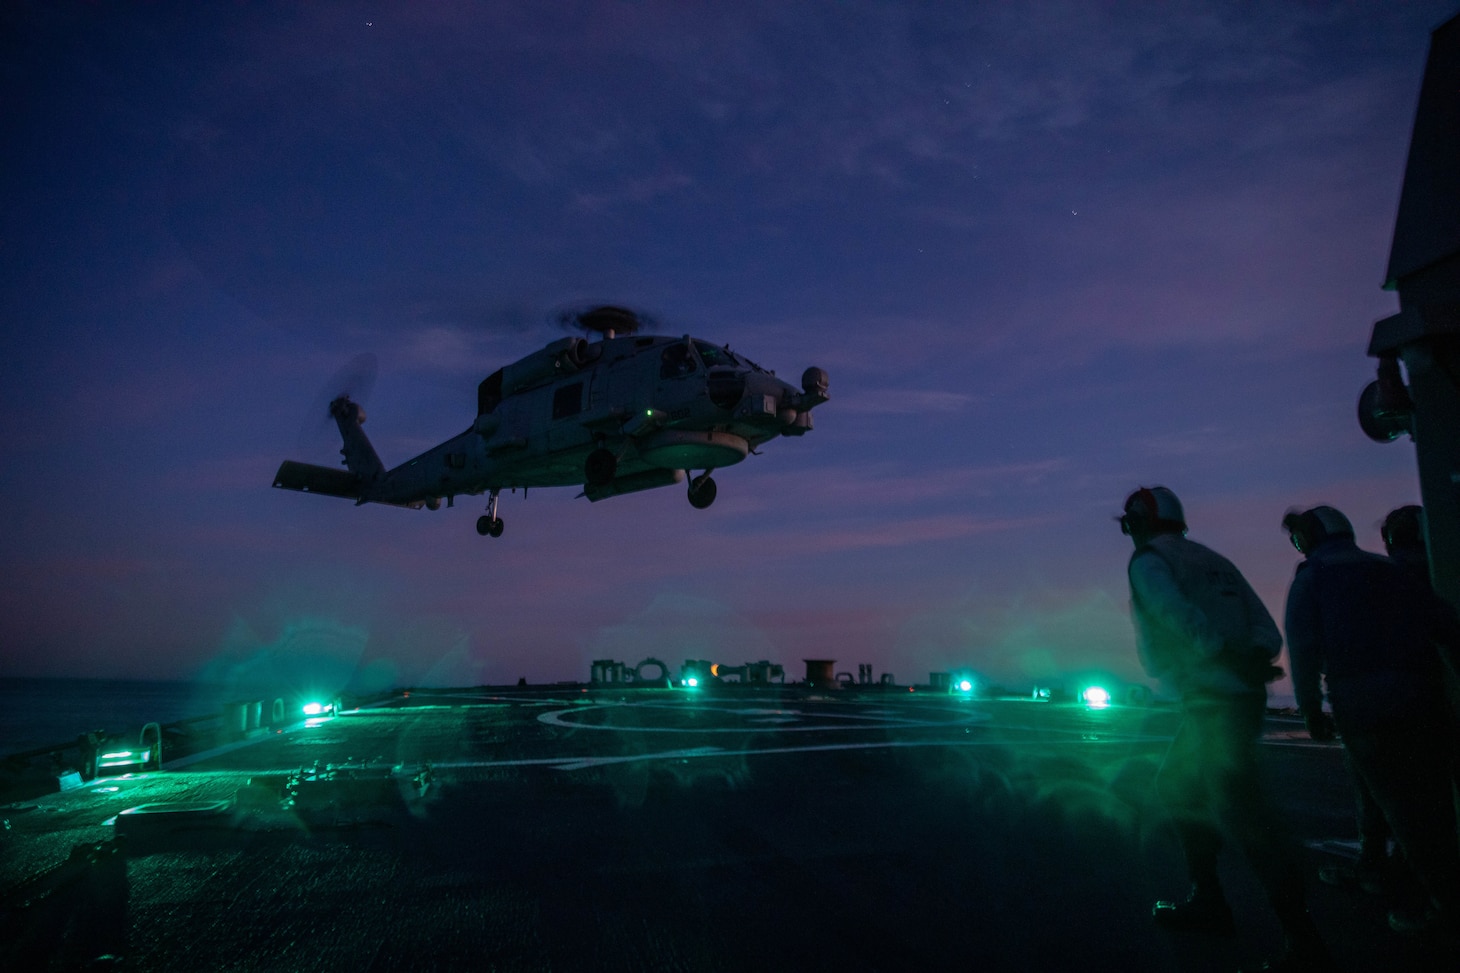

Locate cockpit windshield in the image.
[693,341,739,368]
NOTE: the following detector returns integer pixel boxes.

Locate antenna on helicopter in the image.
[556,304,649,340]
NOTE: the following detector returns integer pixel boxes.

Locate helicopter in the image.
[272,306,830,537]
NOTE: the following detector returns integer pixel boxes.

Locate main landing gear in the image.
[476,489,504,538]
[688,472,717,510]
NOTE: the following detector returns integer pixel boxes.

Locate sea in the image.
[0,677,236,757]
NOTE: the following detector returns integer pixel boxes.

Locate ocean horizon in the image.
[0,676,240,757]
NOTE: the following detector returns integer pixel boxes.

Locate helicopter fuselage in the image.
[273,331,828,535]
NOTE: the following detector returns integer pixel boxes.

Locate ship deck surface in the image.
[1,686,1449,971]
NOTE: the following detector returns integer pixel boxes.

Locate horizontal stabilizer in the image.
[272,461,363,500]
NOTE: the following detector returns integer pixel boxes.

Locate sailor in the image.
[1120,486,1330,972]
[1283,504,1460,935]
[1317,504,1431,893]
[1381,504,1430,589]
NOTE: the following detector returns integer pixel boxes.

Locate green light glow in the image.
[302,702,325,716]
[957,679,973,693]
[1082,686,1112,709]
[685,677,699,688]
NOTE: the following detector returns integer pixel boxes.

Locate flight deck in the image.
[1,685,1452,971]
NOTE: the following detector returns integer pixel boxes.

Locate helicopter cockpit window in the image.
[694,341,737,368]
[660,343,697,379]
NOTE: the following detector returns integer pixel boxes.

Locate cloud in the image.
[1134,425,1253,459]
[767,513,1050,554]
[836,388,977,415]
[720,459,1070,514]
[573,170,696,212]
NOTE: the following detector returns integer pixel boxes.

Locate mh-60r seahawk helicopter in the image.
[272,306,829,537]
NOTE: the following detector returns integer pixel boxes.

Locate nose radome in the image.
[801,367,829,398]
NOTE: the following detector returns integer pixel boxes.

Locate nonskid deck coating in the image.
[0,687,1449,971]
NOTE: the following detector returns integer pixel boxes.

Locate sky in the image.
[1,1,1454,703]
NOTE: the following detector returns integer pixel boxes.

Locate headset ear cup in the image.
[1123,490,1153,536]
[1137,488,1159,522]
[1382,505,1424,550]
[1281,509,1307,554]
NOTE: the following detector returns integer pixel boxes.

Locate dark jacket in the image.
[1284,536,1458,729]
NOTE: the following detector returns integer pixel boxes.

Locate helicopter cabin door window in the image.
[552,382,584,420]
[660,343,697,379]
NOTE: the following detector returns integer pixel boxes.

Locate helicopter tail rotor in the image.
[294,352,379,458]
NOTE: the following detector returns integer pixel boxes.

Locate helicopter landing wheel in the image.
[477,490,505,537]
[688,473,717,510]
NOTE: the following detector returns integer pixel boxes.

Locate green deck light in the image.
[1081,686,1112,709]
[96,748,153,772]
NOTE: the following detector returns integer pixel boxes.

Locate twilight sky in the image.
[1,1,1453,701]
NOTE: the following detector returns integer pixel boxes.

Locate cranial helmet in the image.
[1120,486,1187,537]
[1281,505,1354,555]
[1381,504,1425,551]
